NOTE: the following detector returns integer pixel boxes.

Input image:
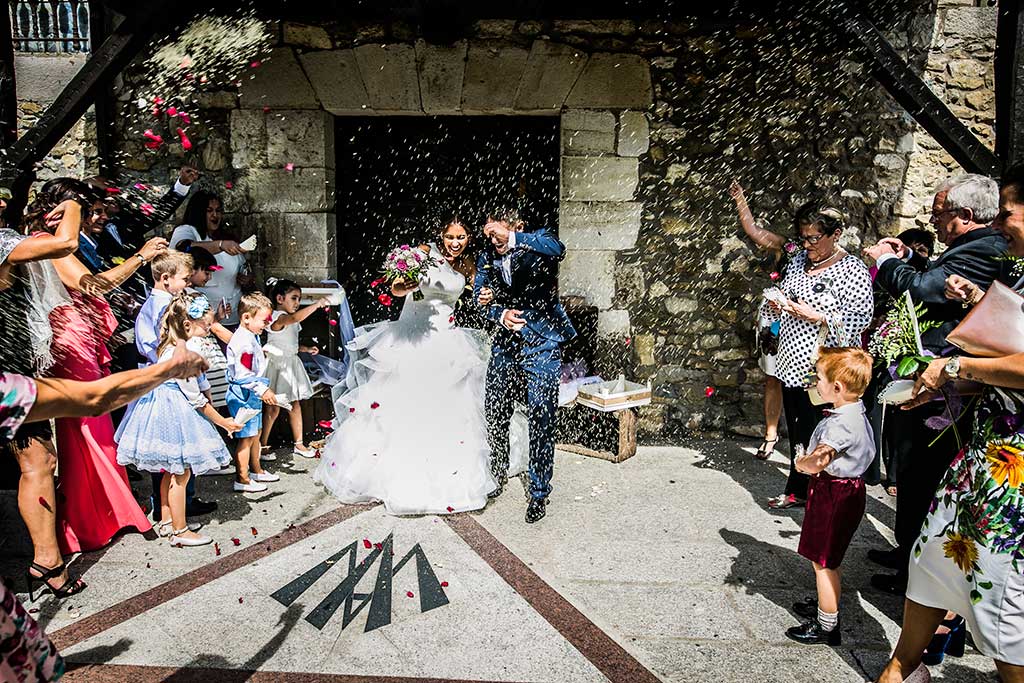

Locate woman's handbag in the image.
[947,280,1024,357]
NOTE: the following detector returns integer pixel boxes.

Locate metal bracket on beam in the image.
[838,6,1002,177]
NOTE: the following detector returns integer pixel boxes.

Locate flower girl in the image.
[260,278,330,459]
[116,292,241,547]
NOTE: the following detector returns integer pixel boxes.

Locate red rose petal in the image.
[133,182,149,191]
[262,105,271,113]
[406,591,414,598]
[250,60,262,68]
[38,496,51,511]
[153,96,164,105]
[314,451,321,459]
[251,526,258,537]
[231,537,241,546]
[370,402,380,409]
[328,319,338,326]
[224,181,233,189]
[317,420,332,428]
[105,186,121,194]
[178,112,192,125]
[166,106,178,117]
[284,162,295,172]
[704,386,715,398]
[238,597,244,604]
[625,337,632,346]
[348,407,355,413]
[373,542,382,550]
[176,128,192,151]
[370,278,383,287]
[446,506,454,513]
[140,203,155,216]
[214,543,221,556]
[363,539,372,549]
[441,581,449,587]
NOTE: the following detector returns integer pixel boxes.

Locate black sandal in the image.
[754,436,780,460]
[26,562,87,601]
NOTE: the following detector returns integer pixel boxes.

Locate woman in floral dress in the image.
[876,166,1024,683]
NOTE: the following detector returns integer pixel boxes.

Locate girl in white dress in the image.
[260,278,330,459]
[314,237,498,515]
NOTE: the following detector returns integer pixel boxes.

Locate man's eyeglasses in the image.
[930,208,959,223]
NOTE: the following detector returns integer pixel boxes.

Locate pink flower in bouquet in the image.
[395,260,408,272]
[400,244,410,250]
[784,242,799,255]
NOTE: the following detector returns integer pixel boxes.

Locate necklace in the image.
[808,248,841,268]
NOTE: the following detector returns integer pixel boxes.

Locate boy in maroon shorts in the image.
[786,347,875,646]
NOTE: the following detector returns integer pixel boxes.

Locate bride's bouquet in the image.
[377,245,433,302]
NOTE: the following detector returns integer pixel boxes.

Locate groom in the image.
[474,208,576,523]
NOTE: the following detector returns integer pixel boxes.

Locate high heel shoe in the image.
[754,436,780,460]
[921,616,966,665]
[25,562,87,601]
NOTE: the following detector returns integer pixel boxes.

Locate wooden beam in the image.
[838,6,1002,177]
[0,1,182,190]
[996,0,1024,169]
[0,2,16,149]
[89,0,119,177]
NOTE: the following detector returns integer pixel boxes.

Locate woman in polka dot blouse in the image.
[761,207,874,509]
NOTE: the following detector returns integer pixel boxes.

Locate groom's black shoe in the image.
[487,485,503,499]
[525,497,547,523]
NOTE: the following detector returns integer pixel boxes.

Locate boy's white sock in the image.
[817,608,839,632]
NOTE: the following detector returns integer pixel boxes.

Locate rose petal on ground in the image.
[348,407,355,413]
[214,543,221,556]
[370,402,380,409]
[406,591,414,598]
[251,527,258,537]
[441,581,449,587]
[446,506,454,512]
[363,539,372,549]
[238,597,243,604]
[284,162,295,171]
[231,537,241,546]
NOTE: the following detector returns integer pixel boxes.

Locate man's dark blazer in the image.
[874,226,1007,354]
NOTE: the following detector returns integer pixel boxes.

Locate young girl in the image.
[115,292,241,547]
[227,292,279,493]
[260,278,330,459]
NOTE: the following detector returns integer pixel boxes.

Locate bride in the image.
[314,218,499,515]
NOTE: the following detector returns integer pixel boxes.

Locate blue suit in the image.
[474,228,576,500]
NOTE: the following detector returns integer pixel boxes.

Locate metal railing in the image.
[9,1,90,52]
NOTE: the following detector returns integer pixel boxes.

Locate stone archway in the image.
[230,40,653,338]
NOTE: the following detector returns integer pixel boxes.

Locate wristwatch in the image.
[134,253,147,266]
[943,356,961,380]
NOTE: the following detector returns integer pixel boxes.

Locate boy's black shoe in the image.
[792,597,818,620]
[785,618,841,646]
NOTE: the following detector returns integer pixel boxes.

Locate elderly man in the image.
[862,174,1006,595]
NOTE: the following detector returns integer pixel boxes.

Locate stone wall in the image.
[13,3,1001,440]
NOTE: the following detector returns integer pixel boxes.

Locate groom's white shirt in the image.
[500,231,517,285]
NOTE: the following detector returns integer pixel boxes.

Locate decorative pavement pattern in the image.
[11,443,1000,682]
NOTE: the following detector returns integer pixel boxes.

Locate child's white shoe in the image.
[250,472,280,483]
[169,528,212,547]
[156,520,203,537]
[293,443,316,458]
[233,480,269,493]
[260,447,277,462]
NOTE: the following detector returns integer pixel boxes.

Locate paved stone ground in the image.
[4,440,1001,682]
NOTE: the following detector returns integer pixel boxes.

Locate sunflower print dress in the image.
[908,386,1024,664]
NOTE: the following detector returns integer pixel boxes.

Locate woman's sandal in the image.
[25,561,86,601]
[754,436,780,460]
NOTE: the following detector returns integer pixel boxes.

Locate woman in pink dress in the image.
[25,179,167,553]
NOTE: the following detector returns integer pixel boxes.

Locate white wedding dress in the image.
[314,245,501,515]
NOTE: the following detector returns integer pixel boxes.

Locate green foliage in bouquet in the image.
[867,301,941,378]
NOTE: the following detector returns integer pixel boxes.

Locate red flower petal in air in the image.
[133,182,149,191]
[38,497,51,511]
[625,337,632,346]
[769,271,781,281]
[176,128,192,151]
[262,105,271,113]
[406,591,414,598]
[250,60,262,68]
[153,96,164,105]
[140,203,155,216]
[231,537,241,546]
[166,106,178,117]
[251,526,258,537]
[363,539,372,549]
[209,265,223,271]
[314,451,321,459]
[178,112,192,125]
[151,106,161,117]
[317,420,332,429]
[328,319,338,326]
[378,293,392,306]
[142,129,163,149]
[105,187,121,194]
[214,543,221,556]
[370,402,380,410]
[704,386,715,398]
[225,181,233,189]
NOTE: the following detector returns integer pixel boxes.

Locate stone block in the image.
[239,47,319,110]
[561,109,616,133]
[559,250,615,309]
[942,7,997,39]
[266,110,334,169]
[562,129,615,155]
[514,40,588,111]
[947,58,989,90]
[299,49,371,115]
[462,44,530,113]
[260,212,337,279]
[617,111,650,157]
[559,201,642,250]
[565,53,653,110]
[233,168,335,213]
[597,309,631,337]
[634,333,656,366]
[284,22,332,49]
[230,109,267,169]
[561,156,639,202]
[416,40,468,114]
[354,44,421,112]
[193,91,238,109]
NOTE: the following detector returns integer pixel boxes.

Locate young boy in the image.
[132,250,216,518]
[786,347,875,646]
[226,292,280,493]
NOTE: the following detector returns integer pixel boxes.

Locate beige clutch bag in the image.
[947,280,1024,357]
